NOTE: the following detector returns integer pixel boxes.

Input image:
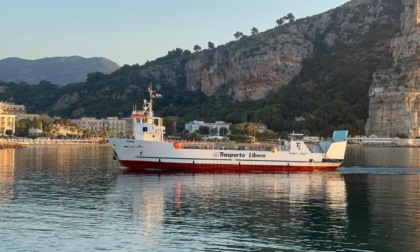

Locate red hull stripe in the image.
[133,156,341,164]
[118,160,339,172]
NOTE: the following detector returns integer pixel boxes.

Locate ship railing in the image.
[164,139,277,151]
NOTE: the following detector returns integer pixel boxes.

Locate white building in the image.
[185,120,231,136]
[28,128,43,136]
[72,117,103,131]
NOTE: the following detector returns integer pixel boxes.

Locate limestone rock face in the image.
[137,0,394,101]
[366,0,420,137]
[184,33,313,101]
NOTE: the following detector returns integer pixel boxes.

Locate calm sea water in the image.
[1,145,420,251]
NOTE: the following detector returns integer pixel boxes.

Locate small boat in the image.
[108,85,348,172]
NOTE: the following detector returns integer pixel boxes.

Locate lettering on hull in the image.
[217,152,266,158]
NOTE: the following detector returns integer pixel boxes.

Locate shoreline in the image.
[0,139,107,149]
[0,142,25,149]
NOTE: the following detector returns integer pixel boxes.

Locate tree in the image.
[43,122,53,138]
[69,127,76,138]
[51,125,59,138]
[163,118,175,136]
[276,18,284,26]
[182,50,192,56]
[187,131,202,141]
[31,117,42,129]
[285,13,295,22]
[167,48,183,58]
[234,31,244,40]
[193,45,201,52]
[208,41,215,49]
[53,118,72,126]
[258,129,277,141]
[5,129,13,136]
[199,126,210,135]
[230,124,247,135]
[219,127,228,136]
[87,72,105,83]
[84,129,93,139]
[251,27,259,35]
[75,125,82,138]
[247,124,257,137]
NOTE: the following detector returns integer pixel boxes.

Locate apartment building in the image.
[103,117,127,137]
[0,102,26,115]
[0,108,15,135]
[72,117,103,131]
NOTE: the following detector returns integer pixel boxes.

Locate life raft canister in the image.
[174,142,182,149]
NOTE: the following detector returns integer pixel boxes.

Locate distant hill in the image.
[0,56,120,85]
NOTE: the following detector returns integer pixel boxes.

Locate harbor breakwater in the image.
[0,141,24,149]
[348,137,420,147]
[0,138,103,149]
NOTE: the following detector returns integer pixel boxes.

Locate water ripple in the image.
[1,146,420,251]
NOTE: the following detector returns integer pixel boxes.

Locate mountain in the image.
[0,0,415,137]
[0,56,120,85]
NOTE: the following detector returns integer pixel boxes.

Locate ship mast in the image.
[147,83,154,117]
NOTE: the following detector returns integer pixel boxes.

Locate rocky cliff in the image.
[138,0,400,101]
[365,0,420,137]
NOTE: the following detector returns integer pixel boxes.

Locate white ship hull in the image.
[109,136,347,172]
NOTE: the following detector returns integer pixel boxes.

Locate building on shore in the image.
[72,117,104,131]
[185,120,232,136]
[0,107,15,135]
[123,117,133,138]
[0,101,26,115]
[103,117,127,137]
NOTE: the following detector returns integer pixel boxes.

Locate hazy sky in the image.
[1,0,348,66]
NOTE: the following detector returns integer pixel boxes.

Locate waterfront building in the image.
[0,108,15,135]
[185,120,231,136]
[0,102,26,115]
[72,117,104,131]
[28,128,43,136]
[103,117,127,137]
[123,117,133,138]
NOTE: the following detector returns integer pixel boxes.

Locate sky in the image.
[1,0,349,66]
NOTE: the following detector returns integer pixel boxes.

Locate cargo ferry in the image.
[108,86,348,172]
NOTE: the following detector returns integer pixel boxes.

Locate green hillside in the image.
[0,0,403,137]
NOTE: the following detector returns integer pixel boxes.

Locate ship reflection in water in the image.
[0,149,15,200]
[116,170,348,250]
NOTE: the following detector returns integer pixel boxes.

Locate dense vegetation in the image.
[0,0,403,138]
